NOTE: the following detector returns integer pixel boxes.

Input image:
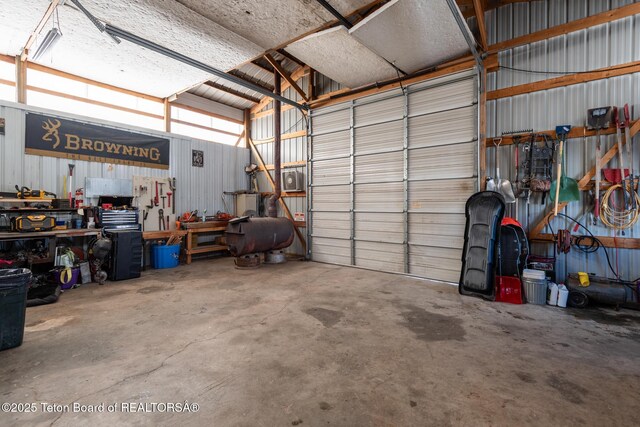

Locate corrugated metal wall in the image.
[250,75,309,256]
[486,0,640,281]
[0,101,249,216]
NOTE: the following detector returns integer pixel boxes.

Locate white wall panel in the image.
[486,0,640,281]
[0,102,248,217]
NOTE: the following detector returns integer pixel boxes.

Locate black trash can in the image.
[0,268,32,351]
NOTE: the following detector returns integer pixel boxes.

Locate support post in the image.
[163,98,171,133]
[244,109,251,149]
[15,56,26,104]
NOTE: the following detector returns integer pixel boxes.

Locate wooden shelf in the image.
[0,198,57,203]
[186,245,227,255]
[184,226,228,264]
[0,229,100,240]
[0,208,77,213]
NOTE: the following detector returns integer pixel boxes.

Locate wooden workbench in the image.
[0,228,101,265]
[184,226,228,264]
[0,229,101,240]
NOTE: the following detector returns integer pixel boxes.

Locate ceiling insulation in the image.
[0,0,50,56]
[77,0,263,71]
[175,0,373,50]
[285,26,398,89]
[24,3,216,98]
[349,0,472,73]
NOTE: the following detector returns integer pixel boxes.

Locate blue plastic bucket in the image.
[151,244,180,269]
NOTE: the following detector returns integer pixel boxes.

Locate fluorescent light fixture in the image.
[32,27,62,61]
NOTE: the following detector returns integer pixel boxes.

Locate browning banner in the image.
[25,112,170,169]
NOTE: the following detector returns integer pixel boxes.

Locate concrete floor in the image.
[1,259,640,427]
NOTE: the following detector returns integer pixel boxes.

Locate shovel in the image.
[550,126,579,215]
[487,138,516,203]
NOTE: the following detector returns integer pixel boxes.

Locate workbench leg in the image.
[186,230,192,265]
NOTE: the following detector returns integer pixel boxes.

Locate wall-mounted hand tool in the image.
[587,106,613,224]
[158,208,165,230]
[155,181,159,206]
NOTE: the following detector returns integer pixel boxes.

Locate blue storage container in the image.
[151,244,180,269]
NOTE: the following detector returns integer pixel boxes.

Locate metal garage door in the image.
[309,70,478,283]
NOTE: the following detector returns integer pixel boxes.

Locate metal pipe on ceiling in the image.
[103,24,308,112]
[443,0,483,66]
[314,0,353,29]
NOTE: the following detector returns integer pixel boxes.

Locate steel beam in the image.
[315,0,353,29]
[103,24,308,111]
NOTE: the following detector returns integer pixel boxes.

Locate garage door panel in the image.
[312,108,350,134]
[313,157,350,185]
[313,185,350,211]
[408,178,476,214]
[355,120,404,155]
[409,244,462,282]
[355,241,404,273]
[311,73,477,284]
[355,182,403,212]
[312,237,351,265]
[409,78,475,117]
[408,142,476,181]
[355,212,404,244]
[355,151,403,183]
[408,105,476,149]
[355,95,404,127]
[409,213,465,249]
[312,130,350,160]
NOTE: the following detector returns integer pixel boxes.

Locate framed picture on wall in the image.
[192,149,204,167]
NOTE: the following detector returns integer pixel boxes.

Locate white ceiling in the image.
[285,0,473,89]
[175,0,373,50]
[0,0,472,103]
[285,26,399,89]
[0,0,51,58]
[350,0,472,73]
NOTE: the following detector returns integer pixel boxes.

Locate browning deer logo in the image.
[26,112,169,169]
[42,119,62,148]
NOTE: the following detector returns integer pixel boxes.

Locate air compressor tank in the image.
[225,217,294,256]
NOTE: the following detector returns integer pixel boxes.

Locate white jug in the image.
[547,282,559,305]
[557,284,569,308]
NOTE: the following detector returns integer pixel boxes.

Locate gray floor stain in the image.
[546,375,588,404]
[400,304,466,342]
[570,308,638,326]
[516,371,536,384]
[318,401,332,410]
[137,285,169,294]
[303,307,344,328]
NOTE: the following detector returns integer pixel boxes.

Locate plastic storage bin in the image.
[0,268,32,351]
[522,269,547,305]
[151,244,180,269]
